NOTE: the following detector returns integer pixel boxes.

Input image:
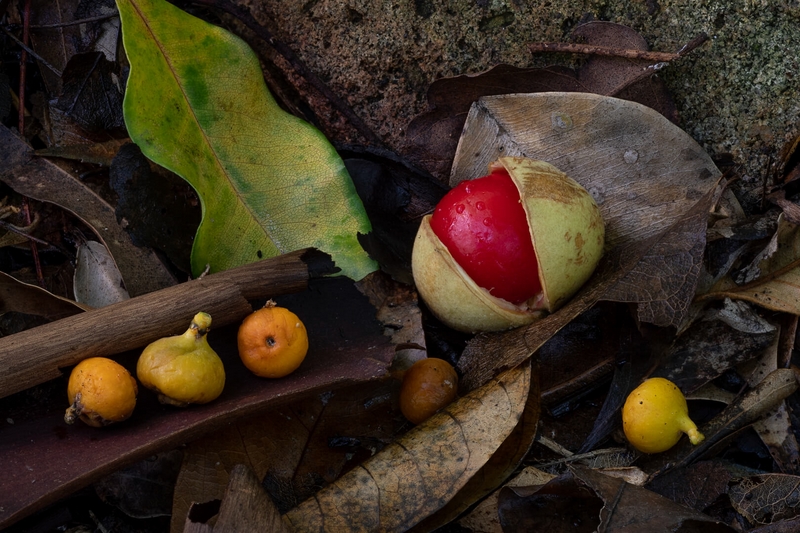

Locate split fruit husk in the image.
[412,157,604,333]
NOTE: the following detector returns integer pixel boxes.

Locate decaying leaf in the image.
[184,464,290,533]
[0,270,88,320]
[652,309,778,394]
[647,459,742,514]
[701,215,800,314]
[729,474,800,526]
[403,21,679,181]
[282,363,531,532]
[0,125,176,296]
[74,240,131,308]
[497,466,734,532]
[94,450,183,519]
[170,381,404,533]
[459,466,557,533]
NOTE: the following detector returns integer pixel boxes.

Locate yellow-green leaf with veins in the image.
[116,0,377,279]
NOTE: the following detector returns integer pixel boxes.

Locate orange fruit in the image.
[65,357,138,427]
[399,358,458,424]
[237,300,309,378]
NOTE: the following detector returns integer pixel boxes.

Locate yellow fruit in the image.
[237,300,308,378]
[399,358,458,424]
[622,377,705,454]
[412,157,604,333]
[65,357,138,427]
[137,312,225,406]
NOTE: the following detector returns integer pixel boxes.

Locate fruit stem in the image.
[685,424,705,445]
[64,392,83,425]
[190,312,212,338]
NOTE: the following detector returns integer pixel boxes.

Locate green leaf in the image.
[116,0,377,280]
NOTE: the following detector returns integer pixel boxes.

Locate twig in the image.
[0,217,50,247]
[189,0,384,146]
[529,32,709,63]
[1,26,63,77]
[17,0,46,289]
[28,13,118,29]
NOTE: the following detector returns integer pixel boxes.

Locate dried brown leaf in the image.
[647,460,740,514]
[403,21,678,181]
[498,466,733,532]
[459,466,556,533]
[410,359,541,532]
[653,312,778,394]
[282,363,531,532]
[182,464,290,533]
[701,216,800,314]
[0,270,88,320]
[0,125,176,295]
[170,381,404,533]
[729,474,800,526]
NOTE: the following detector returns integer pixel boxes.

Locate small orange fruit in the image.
[65,357,138,427]
[399,358,458,424]
[622,377,705,454]
[237,300,309,378]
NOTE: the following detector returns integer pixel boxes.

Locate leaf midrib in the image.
[128,0,278,249]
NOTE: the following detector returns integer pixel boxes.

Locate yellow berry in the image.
[137,312,225,406]
[622,377,704,454]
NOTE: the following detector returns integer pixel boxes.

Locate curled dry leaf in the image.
[0,270,88,321]
[497,466,733,533]
[282,363,531,532]
[701,215,800,314]
[741,329,800,475]
[74,240,131,308]
[0,125,176,296]
[409,358,541,532]
[403,21,679,181]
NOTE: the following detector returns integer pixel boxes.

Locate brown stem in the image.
[0,215,50,246]
[528,33,708,62]
[189,0,384,146]
[29,13,118,29]
[16,0,45,289]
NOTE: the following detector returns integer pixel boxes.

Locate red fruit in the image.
[429,169,541,304]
